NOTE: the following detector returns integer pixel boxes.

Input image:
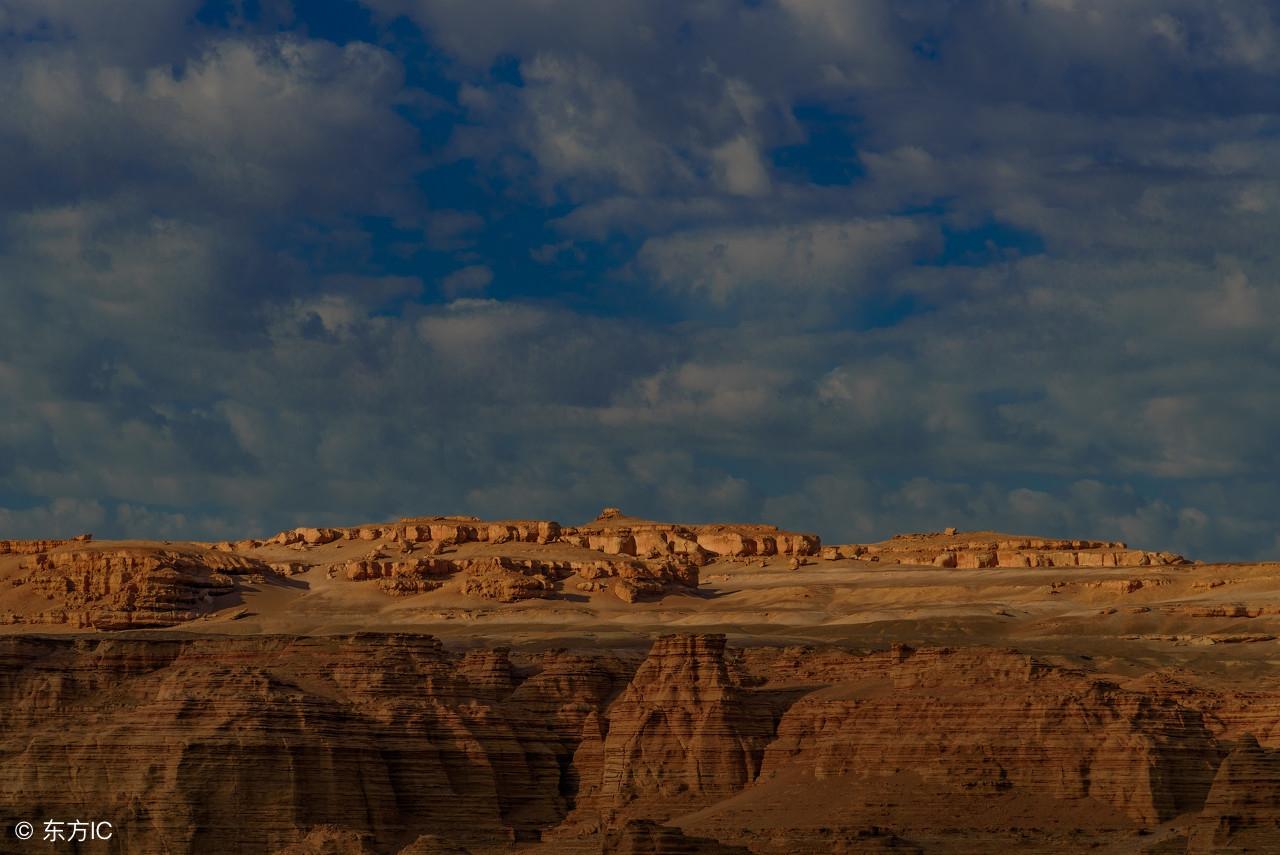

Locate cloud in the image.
[711,136,772,197]
[0,0,205,64]
[0,498,106,539]
[761,473,1273,561]
[0,35,418,216]
[512,53,697,198]
[3,0,1280,563]
[441,265,494,296]
[636,217,931,303]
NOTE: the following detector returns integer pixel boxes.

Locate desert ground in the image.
[2,511,1279,853]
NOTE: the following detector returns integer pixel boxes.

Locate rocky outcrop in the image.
[344,557,455,596]
[600,820,752,854]
[760,647,1221,827]
[572,635,780,823]
[271,826,378,855]
[298,527,344,545]
[841,531,1190,569]
[338,554,700,603]
[459,557,559,602]
[0,632,1267,853]
[266,517,562,550]
[0,632,1269,849]
[561,510,820,562]
[1187,734,1280,854]
[0,634,635,854]
[573,558,701,602]
[256,512,812,570]
[0,538,68,554]
[13,545,267,629]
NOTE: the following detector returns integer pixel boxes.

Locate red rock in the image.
[17,544,264,629]
[573,634,778,821]
[601,820,752,854]
[1188,734,1280,854]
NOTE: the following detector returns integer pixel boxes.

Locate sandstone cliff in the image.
[1187,734,1280,854]
[261,511,819,564]
[0,634,637,853]
[571,635,781,825]
[1,632,1259,853]
[833,530,1189,568]
[4,543,267,629]
[759,647,1220,826]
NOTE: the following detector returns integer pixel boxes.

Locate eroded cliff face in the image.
[570,635,781,826]
[0,634,634,854]
[0,633,1271,854]
[256,510,820,565]
[760,647,1220,826]
[3,544,268,629]
[1187,734,1280,854]
[831,529,1189,569]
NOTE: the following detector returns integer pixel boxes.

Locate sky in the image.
[1,0,1279,559]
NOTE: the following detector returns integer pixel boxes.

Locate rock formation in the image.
[459,557,559,602]
[0,630,1275,853]
[0,634,634,853]
[837,530,1189,568]
[8,543,267,629]
[1187,734,1280,853]
[571,635,779,824]
[562,510,820,562]
[760,646,1220,826]
[599,820,753,854]
[6,513,1279,854]
[0,538,69,554]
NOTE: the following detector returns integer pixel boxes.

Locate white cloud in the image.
[636,217,929,302]
[1204,268,1266,330]
[0,36,416,215]
[441,265,494,296]
[510,53,698,198]
[712,136,772,197]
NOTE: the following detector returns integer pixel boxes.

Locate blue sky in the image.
[2,0,1280,559]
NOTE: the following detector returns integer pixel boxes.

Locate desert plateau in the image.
[3,509,1280,853]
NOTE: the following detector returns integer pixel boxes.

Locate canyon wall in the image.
[2,633,1274,853]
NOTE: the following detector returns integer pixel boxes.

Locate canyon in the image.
[3,510,1280,853]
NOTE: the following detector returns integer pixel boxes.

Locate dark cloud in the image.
[0,0,1278,560]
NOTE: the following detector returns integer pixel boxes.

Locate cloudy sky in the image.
[2,1,1278,558]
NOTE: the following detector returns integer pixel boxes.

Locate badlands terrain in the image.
[4,509,1280,853]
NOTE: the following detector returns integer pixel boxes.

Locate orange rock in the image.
[459,558,554,602]
[0,538,67,555]
[573,634,778,819]
[588,534,638,556]
[17,544,263,629]
[297,527,341,545]
[1188,735,1280,853]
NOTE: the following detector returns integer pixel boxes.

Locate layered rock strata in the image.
[1187,734,1280,853]
[259,511,821,565]
[571,634,780,825]
[0,539,70,555]
[340,554,700,603]
[759,647,1220,826]
[1,633,1269,853]
[7,544,268,629]
[835,530,1190,568]
[0,634,634,854]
